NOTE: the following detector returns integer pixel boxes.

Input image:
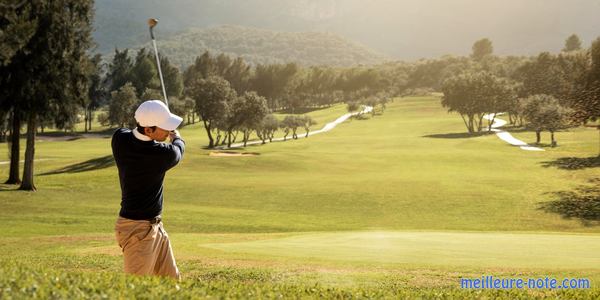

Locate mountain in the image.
[94,0,600,60]
[134,25,388,68]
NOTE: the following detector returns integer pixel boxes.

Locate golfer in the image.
[111,100,185,280]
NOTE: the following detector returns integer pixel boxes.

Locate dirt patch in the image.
[209,151,259,157]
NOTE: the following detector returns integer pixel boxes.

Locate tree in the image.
[1,1,38,185]
[347,102,360,114]
[83,54,106,132]
[185,76,235,148]
[570,37,600,155]
[160,55,184,99]
[281,116,296,141]
[107,48,133,92]
[250,63,299,109]
[101,83,138,128]
[0,110,7,142]
[471,38,493,61]
[0,0,36,66]
[563,34,582,52]
[238,92,269,147]
[256,114,279,144]
[140,88,162,101]
[14,0,94,191]
[167,96,187,126]
[281,115,302,140]
[442,71,518,133]
[514,52,573,102]
[301,115,317,137]
[130,48,159,98]
[522,94,569,146]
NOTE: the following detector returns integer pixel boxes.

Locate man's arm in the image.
[161,130,185,171]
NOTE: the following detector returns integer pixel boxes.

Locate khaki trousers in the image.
[114,217,180,280]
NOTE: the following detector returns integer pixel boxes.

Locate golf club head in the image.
[148,18,158,29]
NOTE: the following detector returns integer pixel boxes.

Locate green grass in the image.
[0,96,598,298]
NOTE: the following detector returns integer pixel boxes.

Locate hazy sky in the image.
[95,0,600,59]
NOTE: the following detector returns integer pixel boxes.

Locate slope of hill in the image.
[94,0,600,60]
[136,25,389,68]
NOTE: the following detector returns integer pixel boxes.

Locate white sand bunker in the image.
[209,151,259,157]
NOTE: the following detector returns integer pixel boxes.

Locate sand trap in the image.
[209,151,259,157]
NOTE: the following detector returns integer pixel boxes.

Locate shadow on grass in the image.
[422,131,493,139]
[40,155,114,176]
[541,156,600,170]
[539,180,600,226]
[37,128,116,141]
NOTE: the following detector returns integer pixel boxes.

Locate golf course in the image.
[1,95,599,298]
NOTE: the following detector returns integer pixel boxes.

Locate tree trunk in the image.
[535,131,541,144]
[19,113,37,191]
[460,114,470,133]
[84,107,89,133]
[551,131,556,147]
[477,114,484,132]
[488,113,496,132]
[243,130,250,147]
[203,120,214,148]
[597,129,600,157]
[468,116,474,133]
[305,129,309,138]
[87,109,93,131]
[6,112,21,184]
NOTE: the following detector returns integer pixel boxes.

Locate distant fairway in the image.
[1,95,599,298]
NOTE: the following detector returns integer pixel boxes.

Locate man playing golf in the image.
[111,100,185,280]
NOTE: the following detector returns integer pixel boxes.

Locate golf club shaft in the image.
[150,29,169,107]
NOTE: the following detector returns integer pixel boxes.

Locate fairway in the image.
[1,95,599,298]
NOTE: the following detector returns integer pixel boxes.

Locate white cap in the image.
[134,100,183,131]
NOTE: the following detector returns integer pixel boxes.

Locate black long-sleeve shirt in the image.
[111,128,185,220]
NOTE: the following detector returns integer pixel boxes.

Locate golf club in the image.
[148,18,169,107]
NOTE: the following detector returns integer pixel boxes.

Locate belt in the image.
[147,216,162,224]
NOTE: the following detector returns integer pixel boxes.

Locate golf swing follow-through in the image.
[111,18,184,280]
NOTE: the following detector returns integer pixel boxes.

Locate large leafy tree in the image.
[237,91,269,147]
[0,0,37,184]
[10,0,94,190]
[522,94,569,146]
[442,71,516,133]
[185,76,236,148]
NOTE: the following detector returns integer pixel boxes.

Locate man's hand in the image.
[169,130,181,141]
